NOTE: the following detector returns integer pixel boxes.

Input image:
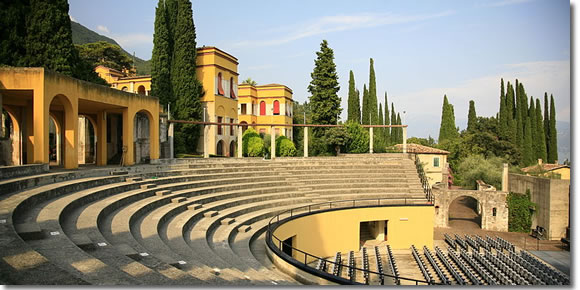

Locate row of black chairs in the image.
[454,234,468,250]
[316,258,327,272]
[474,235,491,251]
[444,233,457,250]
[330,252,342,277]
[447,246,481,285]
[471,249,511,285]
[496,236,515,252]
[520,250,569,284]
[509,251,562,285]
[465,235,480,252]
[374,246,385,285]
[459,249,498,285]
[423,246,450,285]
[347,251,356,282]
[435,246,465,285]
[411,245,434,284]
[485,250,527,285]
[386,245,400,285]
[362,247,370,285]
[485,235,501,250]
[496,250,543,285]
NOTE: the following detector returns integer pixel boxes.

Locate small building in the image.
[394,143,449,187]
[521,159,570,180]
[95,66,151,96]
[238,83,293,139]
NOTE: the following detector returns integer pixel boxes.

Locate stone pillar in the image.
[369,127,374,154]
[33,92,48,164]
[270,126,276,159]
[402,127,407,154]
[237,126,242,158]
[304,127,308,157]
[122,108,135,166]
[502,163,509,192]
[149,111,160,161]
[96,111,107,166]
[203,125,209,158]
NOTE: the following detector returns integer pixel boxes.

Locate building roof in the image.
[521,163,569,173]
[393,143,450,155]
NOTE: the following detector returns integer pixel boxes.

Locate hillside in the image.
[71,21,151,75]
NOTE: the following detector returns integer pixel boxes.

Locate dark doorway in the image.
[282,236,294,257]
[449,196,482,229]
[384,220,389,241]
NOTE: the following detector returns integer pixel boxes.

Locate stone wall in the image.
[433,186,508,232]
[508,173,569,240]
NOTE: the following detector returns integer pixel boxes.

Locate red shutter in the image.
[230,78,236,99]
[260,101,266,116]
[217,73,224,95]
[273,100,280,115]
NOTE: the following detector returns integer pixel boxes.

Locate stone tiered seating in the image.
[0,155,430,285]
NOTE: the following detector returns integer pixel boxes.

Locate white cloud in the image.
[481,0,533,8]
[96,25,110,34]
[234,10,455,47]
[396,60,570,136]
[114,33,153,48]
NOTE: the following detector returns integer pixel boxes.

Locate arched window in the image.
[230,77,236,99]
[260,101,266,116]
[217,73,224,95]
[121,86,128,92]
[137,85,146,95]
[217,116,223,135]
[273,100,280,115]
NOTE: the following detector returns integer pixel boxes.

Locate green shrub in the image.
[456,154,504,189]
[276,136,297,157]
[262,134,272,156]
[507,190,536,232]
[242,128,260,156]
[344,122,369,153]
[247,136,264,157]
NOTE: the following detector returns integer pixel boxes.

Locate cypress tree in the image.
[361,84,369,125]
[548,94,558,163]
[0,0,28,66]
[308,39,341,135]
[544,93,550,161]
[529,97,537,160]
[377,103,384,149]
[368,58,379,126]
[165,0,178,47]
[498,78,508,140]
[535,98,547,162]
[438,95,459,143]
[506,82,516,143]
[523,116,534,166]
[384,92,390,145]
[396,113,402,144]
[515,81,524,151]
[151,0,173,108]
[467,100,477,132]
[347,70,360,123]
[391,103,397,144]
[24,0,76,75]
[173,0,204,154]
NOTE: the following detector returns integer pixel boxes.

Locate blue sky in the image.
[69,0,570,139]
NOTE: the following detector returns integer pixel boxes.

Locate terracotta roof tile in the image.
[521,163,569,172]
[393,143,449,154]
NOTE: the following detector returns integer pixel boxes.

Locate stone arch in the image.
[78,114,97,164]
[137,85,146,95]
[133,109,153,164]
[1,106,22,165]
[48,113,61,166]
[48,94,76,168]
[229,141,236,157]
[216,140,224,156]
[240,121,248,134]
[448,195,482,229]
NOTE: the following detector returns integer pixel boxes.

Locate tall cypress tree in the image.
[377,103,384,149]
[522,116,533,166]
[151,0,173,109]
[173,0,204,154]
[467,100,477,132]
[544,93,550,161]
[548,94,558,163]
[391,103,397,144]
[0,0,29,66]
[368,58,378,126]
[529,97,537,161]
[438,95,459,143]
[498,78,508,140]
[308,39,341,135]
[361,84,369,125]
[515,81,524,151]
[347,70,360,123]
[506,82,516,143]
[535,98,547,162]
[396,113,402,144]
[384,92,390,145]
[24,0,76,75]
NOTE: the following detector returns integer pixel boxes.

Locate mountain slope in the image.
[71,21,151,75]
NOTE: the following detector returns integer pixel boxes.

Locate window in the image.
[241,104,247,115]
[273,100,280,115]
[121,86,128,92]
[275,128,280,136]
[217,116,223,135]
[260,101,266,116]
[492,208,497,217]
[229,118,234,136]
[230,77,236,99]
[433,157,440,167]
[252,102,255,115]
[217,73,224,95]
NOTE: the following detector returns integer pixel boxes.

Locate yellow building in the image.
[395,143,449,187]
[95,66,151,96]
[238,83,293,139]
[521,159,570,180]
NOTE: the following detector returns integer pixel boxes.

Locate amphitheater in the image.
[0,154,570,285]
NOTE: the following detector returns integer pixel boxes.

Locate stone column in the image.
[237,126,242,158]
[304,127,308,157]
[122,108,134,166]
[203,125,210,158]
[369,127,374,154]
[501,163,509,192]
[270,126,276,159]
[402,127,407,154]
[96,111,107,166]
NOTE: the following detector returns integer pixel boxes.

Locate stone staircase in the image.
[0,154,430,285]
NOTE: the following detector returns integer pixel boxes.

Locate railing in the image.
[414,154,434,204]
[265,198,438,285]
